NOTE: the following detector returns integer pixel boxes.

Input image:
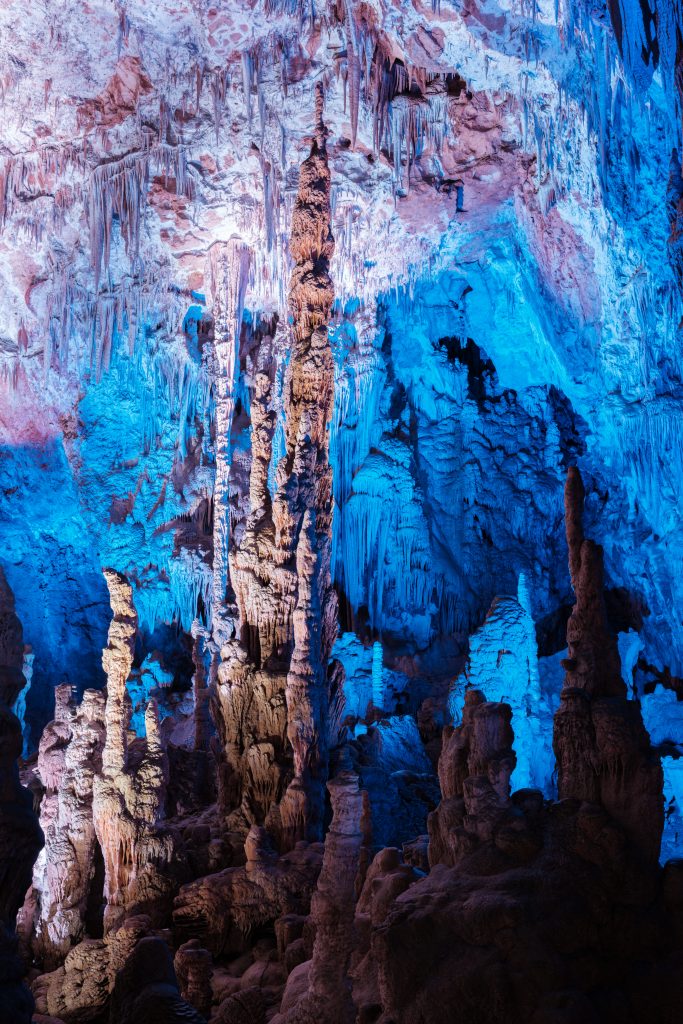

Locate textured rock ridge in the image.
[24,685,106,968]
[554,466,664,864]
[173,825,323,958]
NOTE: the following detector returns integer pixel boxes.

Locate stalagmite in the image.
[275,769,365,1024]
[190,622,212,752]
[448,574,554,793]
[92,570,172,932]
[208,239,252,648]
[428,688,517,867]
[270,82,338,846]
[553,466,664,864]
[25,686,106,968]
[213,84,340,847]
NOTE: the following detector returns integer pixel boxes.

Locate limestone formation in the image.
[173,826,323,957]
[190,623,212,753]
[212,85,341,847]
[208,238,252,648]
[428,689,519,868]
[92,570,173,931]
[32,915,152,1023]
[448,573,554,793]
[109,936,207,1023]
[26,685,106,968]
[32,918,207,1024]
[275,770,365,1024]
[12,645,33,758]
[553,467,664,864]
[174,938,213,1018]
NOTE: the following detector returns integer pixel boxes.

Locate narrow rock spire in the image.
[553,466,663,864]
[212,85,341,847]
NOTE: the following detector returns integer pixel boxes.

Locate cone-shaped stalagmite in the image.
[553,466,663,863]
[93,570,172,932]
[213,84,340,847]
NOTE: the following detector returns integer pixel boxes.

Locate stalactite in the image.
[88,144,193,290]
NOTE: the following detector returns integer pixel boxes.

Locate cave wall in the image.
[0,0,681,842]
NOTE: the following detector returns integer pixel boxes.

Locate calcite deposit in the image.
[1,0,683,1020]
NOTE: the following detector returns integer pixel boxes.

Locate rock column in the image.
[553,466,663,864]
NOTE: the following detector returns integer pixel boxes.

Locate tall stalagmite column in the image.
[553,467,663,863]
[277,88,338,842]
[28,685,106,968]
[208,238,252,647]
[214,84,340,847]
[279,769,365,1024]
[93,570,171,931]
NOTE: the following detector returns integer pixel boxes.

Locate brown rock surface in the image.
[173,826,323,957]
[274,769,366,1024]
[93,570,174,932]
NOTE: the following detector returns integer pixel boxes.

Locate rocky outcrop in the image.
[92,570,173,932]
[25,685,106,968]
[212,85,341,847]
[0,567,43,1022]
[174,939,213,1018]
[428,688,520,868]
[353,678,679,1023]
[109,935,207,1024]
[553,466,664,864]
[32,915,151,1023]
[173,826,323,957]
[33,920,207,1024]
